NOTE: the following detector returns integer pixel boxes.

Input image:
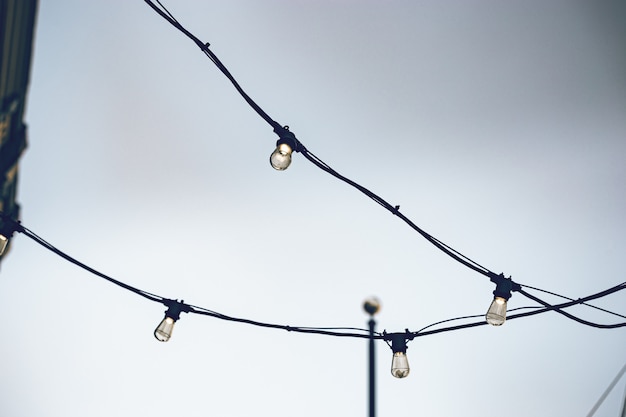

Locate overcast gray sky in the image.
[1,1,625,416]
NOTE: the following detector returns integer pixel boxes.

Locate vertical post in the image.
[363,298,380,417]
[368,317,376,417]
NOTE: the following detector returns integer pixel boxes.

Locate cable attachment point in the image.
[154,299,193,342]
[489,272,521,297]
[0,212,24,256]
[273,125,302,153]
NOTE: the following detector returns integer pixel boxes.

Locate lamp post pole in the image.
[363,298,380,417]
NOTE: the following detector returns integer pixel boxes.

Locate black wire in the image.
[155,0,178,24]
[521,283,626,319]
[142,1,626,332]
[18,226,165,304]
[143,0,281,131]
[146,4,626,330]
[517,287,626,329]
[189,304,375,339]
[143,0,498,282]
[413,313,485,334]
[300,149,493,278]
[507,305,543,313]
[9,216,626,339]
[413,283,626,337]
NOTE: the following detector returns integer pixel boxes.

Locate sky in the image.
[1,1,625,416]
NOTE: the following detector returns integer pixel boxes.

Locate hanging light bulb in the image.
[486,296,507,326]
[270,126,300,171]
[0,214,22,256]
[391,351,410,378]
[154,300,189,342]
[155,316,176,341]
[0,234,8,256]
[389,333,411,378]
[270,142,293,170]
[485,273,520,327]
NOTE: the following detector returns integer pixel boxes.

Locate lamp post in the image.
[363,297,380,417]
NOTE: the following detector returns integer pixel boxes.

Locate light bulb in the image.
[270,143,293,170]
[0,234,8,256]
[391,351,410,378]
[486,296,507,326]
[154,317,176,342]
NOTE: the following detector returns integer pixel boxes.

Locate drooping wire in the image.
[300,149,493,278]
[141,1,626,331]
[143,0,495,281]
[5,214,625,338]
[143,0,281,131]
[189,304,376,339]
[2,1,623,343]
[18,225,165,304]
[1,213,381,338]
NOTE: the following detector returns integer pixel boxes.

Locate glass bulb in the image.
[0,234,8,256]
[486,296,507,326]
[391,351,410,378]
[154,317,175,342]
[270,143,293,170]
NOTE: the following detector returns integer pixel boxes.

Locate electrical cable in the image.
[521,283,626,319]
[1,3,624,354]
[517,287,626,329]
[20,227,165,303]
[3,213,624,339]
[143,0,498,281]
[11,211,623,336]
[413,313,485,334]
[188,304,375,339]
[413,282,626,337]
[143,0,281,131]
[142,1,626,331]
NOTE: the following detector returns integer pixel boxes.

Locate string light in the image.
[270,126,300,171]
[154,299,191,342]
[485,273,521,326]
[0,234,8,257]
[142,0,505,286]
[0,0,623,392]
[386,332,413,378]
[3,213,625,354]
